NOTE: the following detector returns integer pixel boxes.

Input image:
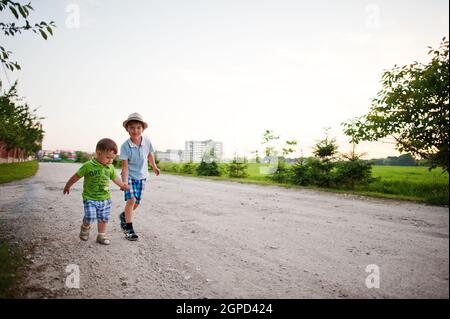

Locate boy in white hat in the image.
[119,113,160,241]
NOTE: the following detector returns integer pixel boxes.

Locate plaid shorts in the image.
[124,178,146,204]
[83,198,112,224]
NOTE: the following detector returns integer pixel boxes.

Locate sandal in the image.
[96,234,111,245]
[79,224,91,241]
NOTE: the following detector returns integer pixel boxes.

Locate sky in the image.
[1,0,449,159]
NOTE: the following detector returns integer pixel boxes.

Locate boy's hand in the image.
[153,167,160,176]
[63,186,70,194]
[120,183,130,191]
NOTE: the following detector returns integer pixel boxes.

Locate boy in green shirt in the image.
[64,138,129,245]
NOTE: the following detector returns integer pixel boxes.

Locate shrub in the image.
[196,160,221,176]
[226,160,249,178]
[293,157,334,187]
[333,160,374,189]
[181,162,197,174]
[270,159,294,183]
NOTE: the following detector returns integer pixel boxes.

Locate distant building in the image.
[184,140,223,163]
[155,149,184,163]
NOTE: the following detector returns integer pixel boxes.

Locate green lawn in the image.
[160,162,449,205]
[0,160,39,184]
[371,165,448,184]
[367,166,448,205]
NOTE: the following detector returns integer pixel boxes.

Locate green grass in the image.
[366,166,448,206]
[0,161,39,184]
[0,161,38,296]
[0,241,24,298]
[371,165,448,183]
[160,162,449,206]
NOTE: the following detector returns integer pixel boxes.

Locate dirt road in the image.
[0,163,448,298]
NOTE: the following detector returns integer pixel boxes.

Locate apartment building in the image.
[184,140,223,163]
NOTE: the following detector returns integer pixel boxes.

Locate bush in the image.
[270,159,294,183]
[158,162,179,173]
[226,160,249,178]
[181,162,197,174]
[196,160,221,176]
[293,157,334,187]
[333,160,374,189]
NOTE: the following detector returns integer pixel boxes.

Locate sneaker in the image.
[79,224,91,241]
[96,234,111,245]
[125,228,139,241]
[119,212,126,232]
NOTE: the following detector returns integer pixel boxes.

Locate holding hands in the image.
[120,183,130,191]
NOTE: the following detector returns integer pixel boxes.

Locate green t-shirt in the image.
[76,159,117,201]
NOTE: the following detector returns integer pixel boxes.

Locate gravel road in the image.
[0,162,448,298]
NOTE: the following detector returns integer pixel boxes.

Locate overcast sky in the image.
[1,0,448,159]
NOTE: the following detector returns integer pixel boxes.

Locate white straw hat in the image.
[122,112,148,129]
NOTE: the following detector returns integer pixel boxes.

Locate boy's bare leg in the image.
[97,221,107,233]
[125,198,136,223]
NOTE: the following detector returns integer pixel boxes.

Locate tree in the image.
[196,160,221,176]
[282,140,298,157]
[291,130,339,187]
[340,141,367,162]
[262,129,279,157]
[251,150,261,163]
[202,146,219,163]
[313,128,338,162]
[343,38,449,172]
[226,158,249,178]
[1,0,55,72]
[0,81,44,159]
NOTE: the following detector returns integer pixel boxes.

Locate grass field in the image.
[253,163,449,205]
[0,160,39,184]
[160,162,449,206]
[366,166,448,205]
[371,165,448,183]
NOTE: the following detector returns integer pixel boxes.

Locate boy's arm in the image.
[63,173,81,194]
[121,160,129,184]
[147,152,160,176]
[112,177,130,191]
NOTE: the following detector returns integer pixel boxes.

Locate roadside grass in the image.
[0,240,24,298]
[368,166,449,206]
[159,162,449,206]
[0,161,39,297]
[0,161,39,184]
